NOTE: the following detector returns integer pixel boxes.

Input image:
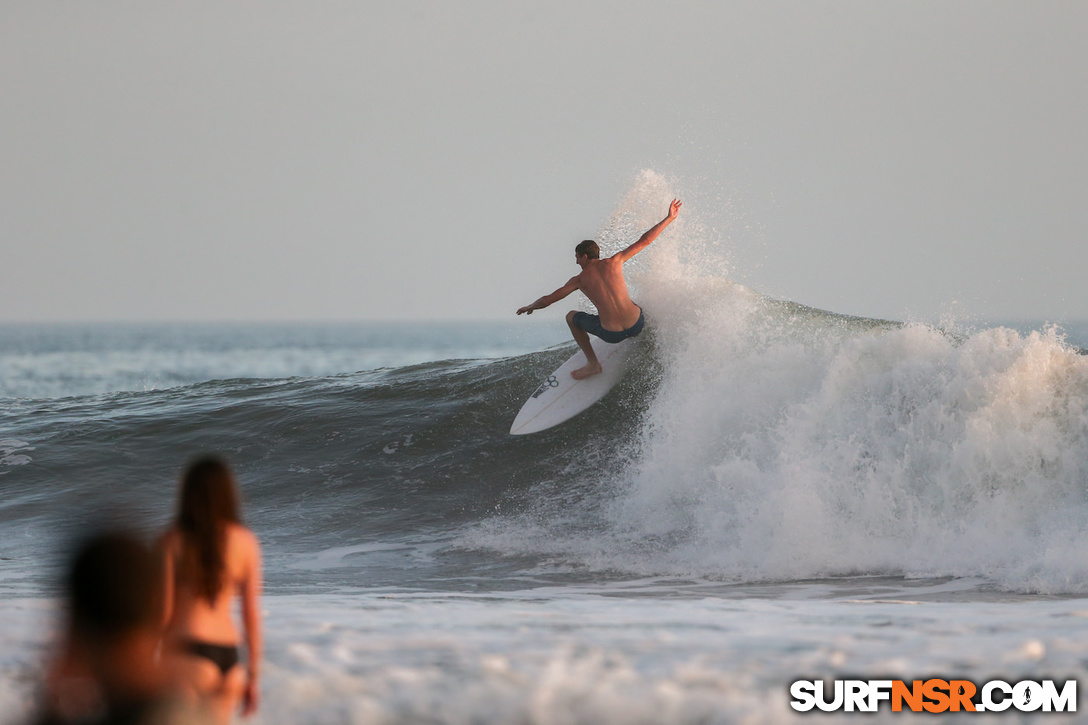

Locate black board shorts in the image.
[571,306,645,344]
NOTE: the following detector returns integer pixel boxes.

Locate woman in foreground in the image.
[161,457,263,724]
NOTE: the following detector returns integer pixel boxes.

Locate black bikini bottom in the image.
[183,639,240,677]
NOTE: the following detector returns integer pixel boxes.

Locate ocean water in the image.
[4,186,1088,722]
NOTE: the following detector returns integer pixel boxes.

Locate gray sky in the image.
[3,1,1086,324]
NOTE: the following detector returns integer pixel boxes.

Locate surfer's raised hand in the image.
[613,200,683,263]
[517,305,534,315]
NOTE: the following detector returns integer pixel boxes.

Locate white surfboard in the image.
[510,337,636,435]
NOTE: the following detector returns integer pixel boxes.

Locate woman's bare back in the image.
[162,522,262,645]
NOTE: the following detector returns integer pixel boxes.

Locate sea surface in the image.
[4,210,1088,722]
[3,309,1087,723]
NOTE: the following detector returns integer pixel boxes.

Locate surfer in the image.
[517,198,681,379]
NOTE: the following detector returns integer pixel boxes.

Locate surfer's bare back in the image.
[517,199,682,380]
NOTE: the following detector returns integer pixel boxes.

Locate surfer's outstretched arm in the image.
[517,276,580,315]
[612,198,682,264]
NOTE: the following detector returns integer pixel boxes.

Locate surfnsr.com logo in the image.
[790,679,1077,713]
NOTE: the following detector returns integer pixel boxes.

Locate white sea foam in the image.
[621,311,1088,592]
[3,589,1085,725]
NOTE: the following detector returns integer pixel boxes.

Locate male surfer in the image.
[517,199,682,379]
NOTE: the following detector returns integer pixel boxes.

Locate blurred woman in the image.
[161,457,263,724]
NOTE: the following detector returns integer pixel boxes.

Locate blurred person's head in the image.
[67,530,163,649]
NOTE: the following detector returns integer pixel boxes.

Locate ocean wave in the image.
[5,174,1088,596]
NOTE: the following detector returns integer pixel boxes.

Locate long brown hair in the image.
[175,456,242,602]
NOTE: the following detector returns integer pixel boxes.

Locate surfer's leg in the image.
[566,311,603,380]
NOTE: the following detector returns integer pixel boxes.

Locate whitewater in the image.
[2,173,1087,722]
